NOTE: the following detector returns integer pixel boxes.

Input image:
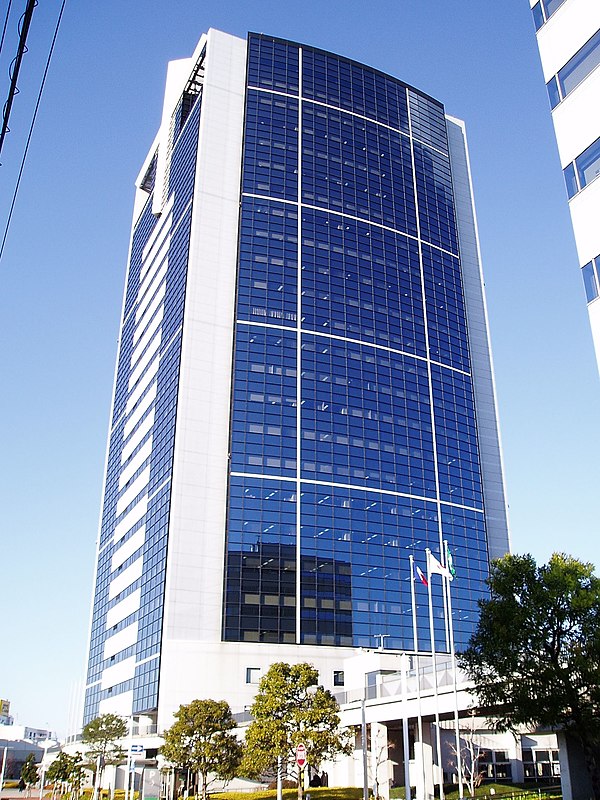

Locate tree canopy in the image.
[160,699,242,800]
[81,712,127,799]
[21,754,38,787]
[459,553,600,798]
[46,752,85,798]
[81,713,127,765]
[242,662,352,797]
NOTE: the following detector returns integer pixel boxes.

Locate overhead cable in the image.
[0,0,67,263]
[0,0,15,61]
[0,0,37,160]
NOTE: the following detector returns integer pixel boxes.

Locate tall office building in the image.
[83,29,509,730]
[530,0,600,370]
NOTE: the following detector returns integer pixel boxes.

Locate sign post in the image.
[295,743,307,800]
[295,743,306,769]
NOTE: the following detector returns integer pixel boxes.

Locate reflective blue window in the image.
[577,135,600,190]
[564,161,578,198]
[422,245,470,371]
[548,27,600,108]
[547,76,560,109]
[300,336,436,496]
[408,91,448,152]
[582,260,599,303]
[301,208,425,355]
[533,0,566,30]
[565,136,600,198]
[237,198,298,327]
[302,103,416,234]
[432,365,483,509]
[224,477,297,644]
[230,327,297,478]
[302,49,409,133]
[247,34,299,94]
[242,90,298,201]
[413,143,458,253]
[532,2,545,30]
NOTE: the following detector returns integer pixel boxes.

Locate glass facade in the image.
[223,34,490,653]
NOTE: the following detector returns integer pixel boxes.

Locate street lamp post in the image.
[1,747,8,792]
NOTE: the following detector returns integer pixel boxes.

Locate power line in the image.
[0,0,67,263]
[0,0,37,160]
[0,0,15,61]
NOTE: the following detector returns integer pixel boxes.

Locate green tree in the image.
[81,713,127,797]
[21,754,38,790]
[459,553,600,798]
[160,699,242,800]
[242,662,352,800]
[47,752,85,799]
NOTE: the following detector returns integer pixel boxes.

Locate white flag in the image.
[428,550,453,581]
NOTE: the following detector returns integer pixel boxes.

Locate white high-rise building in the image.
[83,29,509,736]
[530,0,600,370]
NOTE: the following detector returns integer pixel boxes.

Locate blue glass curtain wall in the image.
[224,34,489,654]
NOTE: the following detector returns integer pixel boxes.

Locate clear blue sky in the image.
[0,0,598,737]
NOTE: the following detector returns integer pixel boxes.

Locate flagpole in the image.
[425,548,444,800]
[444,540,463,799]
[409,555,426,800]
[442,567,450,652]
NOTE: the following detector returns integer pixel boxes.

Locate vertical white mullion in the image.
[295,48,303,645]
[406,93,446,576]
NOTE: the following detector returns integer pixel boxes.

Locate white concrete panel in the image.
[101,656,137,691]
[135,260,168,324]
[446,117,510,560]
[157,639,368,729]
[112,527,146,572]
[133,305,164,354]
[126,362,159,416]
[109,557,144,600]
[128,331,162,391]
[116,466,151,517]
[537,0,600,80]
[570,176,600,264]
[123,388,157,444]
[99,690,133,718]
[135,283,166,333]
[131,314,165,364]
[131,311,163,368]
[106,589,142,629]
[552,67,600,166]
[135,270,168,327]
[113,498,148,545]
[161,29,246,647]
[103,621,139,659]
[588,298,600,373]
[119,437,153,489]
[141,238,169,292]
[121,407,155,463]
[141,242,169,301]
[142,194,174,265]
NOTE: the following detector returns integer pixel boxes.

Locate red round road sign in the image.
[296,743,307,768]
